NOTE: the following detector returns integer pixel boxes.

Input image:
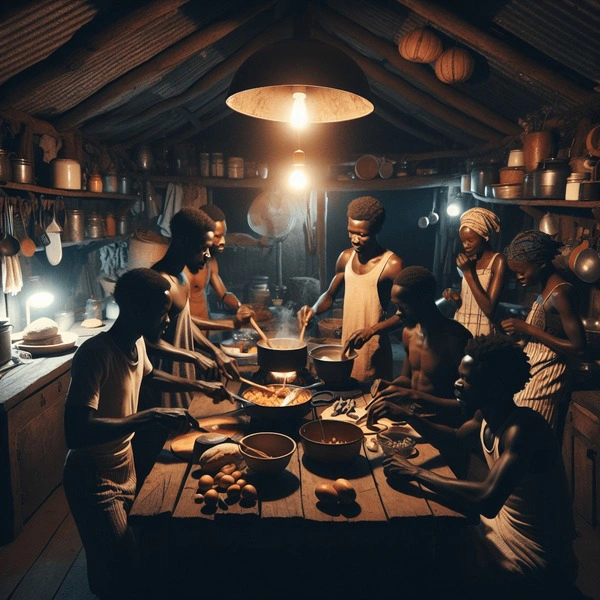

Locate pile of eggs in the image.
[314,478,357,505]
[194,462,258,507]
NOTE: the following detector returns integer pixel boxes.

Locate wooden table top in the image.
[130,391,468,529]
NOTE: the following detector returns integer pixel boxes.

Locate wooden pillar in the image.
[316,190,328,292]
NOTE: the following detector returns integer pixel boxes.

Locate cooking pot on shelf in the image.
[568,239,600,283]
[470,161,500,196]
[532,158,569,199]
[257,337,307,372]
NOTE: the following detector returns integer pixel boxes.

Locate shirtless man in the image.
[298,196,403,385]
[185,204,243,321]
[146,207,253,409]
[371,334,580,598]
[372,266,472,420]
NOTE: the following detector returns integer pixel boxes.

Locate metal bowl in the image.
[308,344,358,385]
[490,183,523,199]
[299,419,364,464]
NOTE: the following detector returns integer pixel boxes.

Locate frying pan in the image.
[233,384,315,420]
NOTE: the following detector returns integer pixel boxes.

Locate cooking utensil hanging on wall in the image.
[0,200,20,257]
[45,199,63,266]
[34,197,50,246]
[17,199,36,257]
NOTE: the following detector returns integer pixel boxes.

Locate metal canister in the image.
[227,156,244,179]
[117,174,131,195]
[89,172,103,192]
[11,157,34,184]
[117,214,131,235]
[103,170,118,193]
[86,212,105,239]
[199,153,210,177]
[65,209,85,242]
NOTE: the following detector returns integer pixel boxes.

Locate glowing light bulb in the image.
[290,90,308,129]
[289,149,308,190]
[446,201,462,217]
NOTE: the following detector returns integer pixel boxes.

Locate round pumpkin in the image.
[434,47,475,83]
[398,28,443,63]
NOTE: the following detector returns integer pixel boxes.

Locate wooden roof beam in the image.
[315,4,520,137]
[0,0,192,110]
[84,22,290,137]
[314,30,504,144]
[54,1,281,131]
[394,0,596,106]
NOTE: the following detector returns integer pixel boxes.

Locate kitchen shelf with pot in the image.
[471,192,600,209]
[145,173,462,192]
[0,181,137,201]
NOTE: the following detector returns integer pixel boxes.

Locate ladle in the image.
[18,206,36,257]
[0,203,20,257]
[249,316,272,347]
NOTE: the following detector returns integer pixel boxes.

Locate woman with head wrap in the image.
[442,207,507,336]
[501,230,587,432]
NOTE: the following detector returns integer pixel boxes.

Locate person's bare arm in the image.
[501,284,587,358]
[383,418,534,518]
[209,259,242,312]
[145,337,217,373]
[145,368,234,399]
[190,321,240,380]
[459,253,507,318]
[298,249,350,327]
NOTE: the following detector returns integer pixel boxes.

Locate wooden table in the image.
[130,391,472,597]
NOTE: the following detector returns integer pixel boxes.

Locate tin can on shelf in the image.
[11,158,34,184]
[117,214,132,235]
[103,170,118,193]
[89,172,103,192]
[199,153,210,177]
[65,209,85,242]
[565,173,589,201]
[86,212,105,239]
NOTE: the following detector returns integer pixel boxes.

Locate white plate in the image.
[17,331,78,355]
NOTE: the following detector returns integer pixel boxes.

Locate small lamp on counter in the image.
[26,291,54,326]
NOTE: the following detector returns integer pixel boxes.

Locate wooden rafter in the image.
[394,0,596,105]
[54,1,281,131]
[315,4,521,137]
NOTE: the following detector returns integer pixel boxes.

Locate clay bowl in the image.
[299,419,364,464]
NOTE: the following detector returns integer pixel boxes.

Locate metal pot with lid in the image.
[533,158,569,199]
[470,161,500,196]
[0,319,13,366]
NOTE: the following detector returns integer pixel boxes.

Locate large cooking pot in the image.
[237,383,314,420]
[257,337,307,372]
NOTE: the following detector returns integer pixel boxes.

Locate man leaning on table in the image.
[368,334,582,599]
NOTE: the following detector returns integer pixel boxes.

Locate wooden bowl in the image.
[239,432,296,475]
[299,419,364,464]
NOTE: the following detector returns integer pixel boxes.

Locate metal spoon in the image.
[280,380,324,407]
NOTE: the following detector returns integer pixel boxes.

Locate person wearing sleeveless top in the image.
[443,207,507,336]
[501,231,587,432]
[297,196,403,384]
[376,335,581,597]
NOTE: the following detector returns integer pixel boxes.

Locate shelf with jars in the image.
[0,181,137,201]
[471,191,600,209]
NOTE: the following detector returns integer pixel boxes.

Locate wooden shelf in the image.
[0,181,137,201]
[471,192,600,208]
[34,234,130,253]
[146,173,462,192]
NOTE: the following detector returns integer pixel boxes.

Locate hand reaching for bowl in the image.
[344,326,375,350]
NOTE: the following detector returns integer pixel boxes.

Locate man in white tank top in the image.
[298,196,403,385]
[372,334,580,597]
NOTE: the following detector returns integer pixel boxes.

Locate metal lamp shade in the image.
[226,38,374,123]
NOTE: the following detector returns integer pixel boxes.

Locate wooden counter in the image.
[0,322,109,542]
[130,392,472,596]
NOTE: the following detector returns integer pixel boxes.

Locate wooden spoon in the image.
[239,376,277,395]
[17,206,36,257]
[249,316,272,347]
[239,442,271,459]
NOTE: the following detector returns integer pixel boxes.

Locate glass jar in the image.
[86,212,105,239]
[210,153,224,177]
[199,152,210,177]
[565,173,589,201]
[227,157,244,179]
[103,170,118,193]
[117,214,132,235]
[85,297,103,320]
[89,172,103,192]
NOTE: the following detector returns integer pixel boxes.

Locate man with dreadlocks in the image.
[442,206,507,336]
[374,334,580,598]
[501,230,587,432]
[298,196,403,384]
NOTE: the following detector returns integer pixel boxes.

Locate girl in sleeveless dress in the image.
[443,207,507,336]
[501,230,587,431]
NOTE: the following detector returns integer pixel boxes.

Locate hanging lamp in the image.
[226,37,374,124]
